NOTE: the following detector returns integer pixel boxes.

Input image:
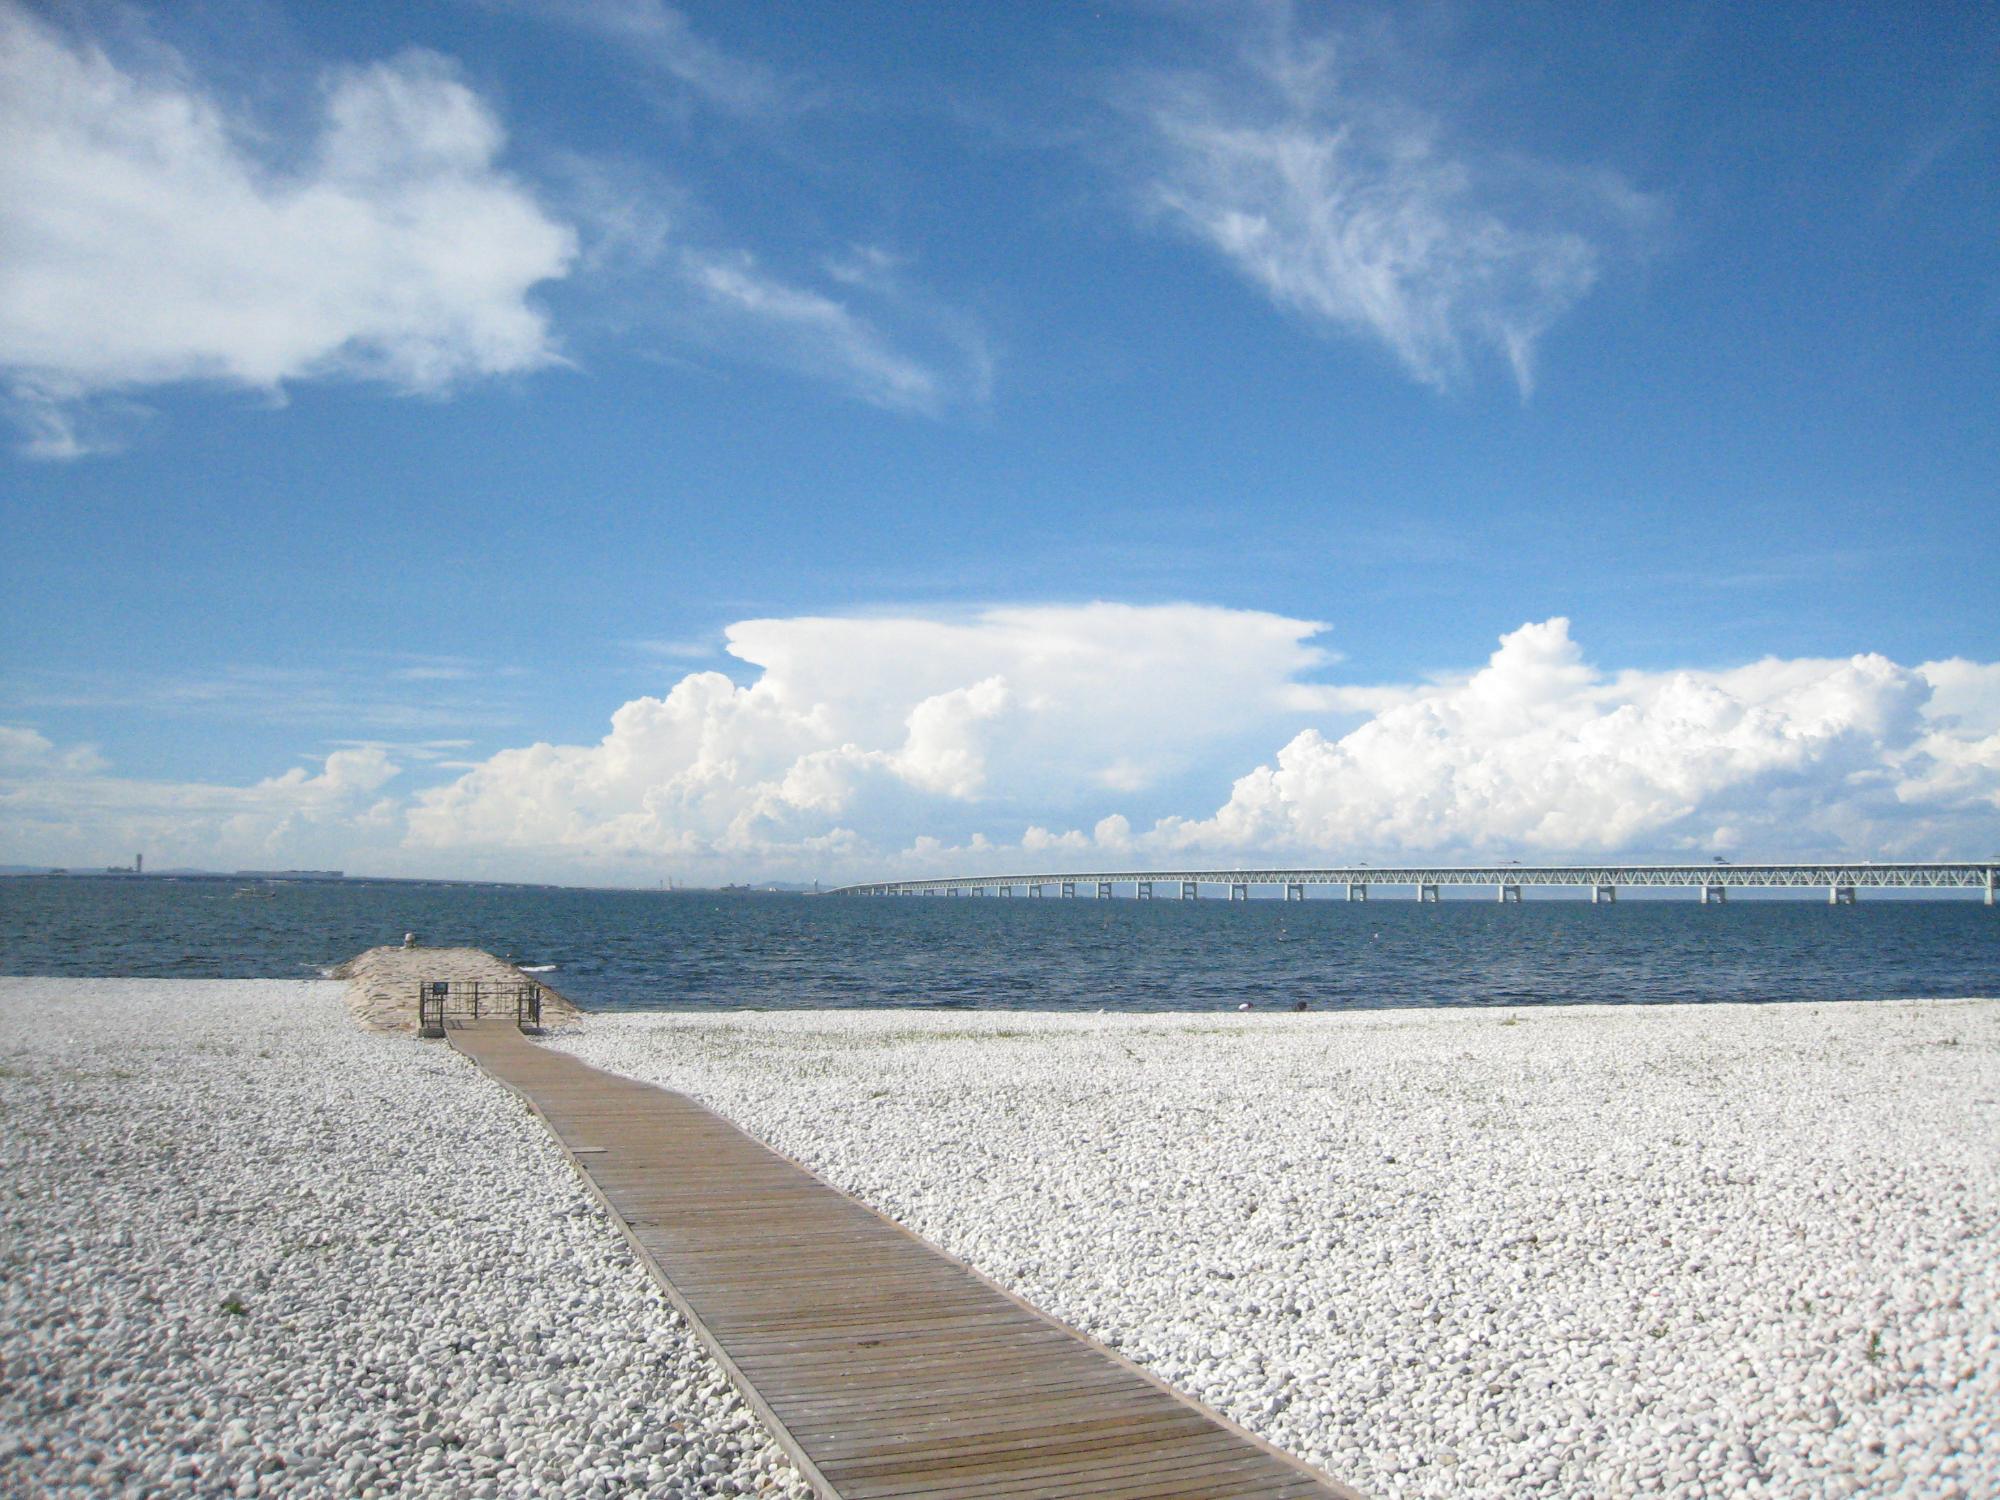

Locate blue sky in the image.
[2,0,1996,881]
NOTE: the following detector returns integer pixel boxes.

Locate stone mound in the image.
[333,945,585,1032]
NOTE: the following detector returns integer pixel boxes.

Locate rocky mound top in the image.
[332,945,585,1032]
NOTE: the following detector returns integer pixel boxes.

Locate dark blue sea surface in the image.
[1,876,1995,1012]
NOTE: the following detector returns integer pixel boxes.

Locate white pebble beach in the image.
[0,979,809,1500]
[4,979,1997,1499]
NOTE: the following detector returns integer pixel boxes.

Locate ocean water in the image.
[2,875,1996,1012]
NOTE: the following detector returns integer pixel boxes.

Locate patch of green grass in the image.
[219,1296,247,1318]
[1866,1330,1884,1364]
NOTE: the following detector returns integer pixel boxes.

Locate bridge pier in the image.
[1829,884,1855,905]
[1000,885,1013,897]
[1060,881,1075,898]
[1136,881,1153,901]
[1229,882,1249,902]
[1593,884,1616,904]
[1285,882,1305,901]
[1181,880,1198,901]
[1498,883,1522,903]
[1347,883,1368,902]
[1702,884,1727,905]
[1096,881,1113,899]
[1418,884,1439,903]
[1988,869,1995,906]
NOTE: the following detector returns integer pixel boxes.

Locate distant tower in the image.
[135,853,142,875]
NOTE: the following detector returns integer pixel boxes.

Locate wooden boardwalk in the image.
[447,1021,1363,1500]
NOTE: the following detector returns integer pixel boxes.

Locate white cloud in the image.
[683,250,974,414]
[405,603,1332,869]
[479,0,795,116]
[0,6,575,455]
[1157,619,2000,859]
[2,660,530,731]
[1130,14,1656,394]
[626,637,720,660]
[6,617,1997,880]
[0,4,986,447]
[896,677,1012,797]
[400,612,2000,879]
[550,155,992,415]
[1022,825,1090,854]
[249,748,400,801]
[1917,658,2000,737]
[0,725,107,775]
[0,740,401,866]
[1093,813,1134,852]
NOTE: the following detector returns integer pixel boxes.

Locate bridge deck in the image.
[834,861,1997,898]
[446,1021,1359,1500]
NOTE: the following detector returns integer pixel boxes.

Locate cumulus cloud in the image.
[1158,619,2000,859]
[405,603,1332,867]
[0,5,575,455]
[0,740,401,866]
[401,612,2000,878]
[0,4,987,447]
[1129,13,1657,394]
[1917,658,2000,737]
[0,725,109,776]
[8,618,1997,879]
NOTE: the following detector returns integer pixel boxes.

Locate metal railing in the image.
[418,979,543,1038]
[829,861,1999,903]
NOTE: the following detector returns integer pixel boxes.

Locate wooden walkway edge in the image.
[446,1022,1365,1500]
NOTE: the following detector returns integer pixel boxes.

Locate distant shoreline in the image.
[0,869,820,894]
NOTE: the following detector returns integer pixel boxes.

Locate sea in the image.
[2,875,1996,1012]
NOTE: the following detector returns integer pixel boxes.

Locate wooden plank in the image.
[446,1021,1364,1500]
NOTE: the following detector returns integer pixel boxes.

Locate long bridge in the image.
[831,862,1999,905]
